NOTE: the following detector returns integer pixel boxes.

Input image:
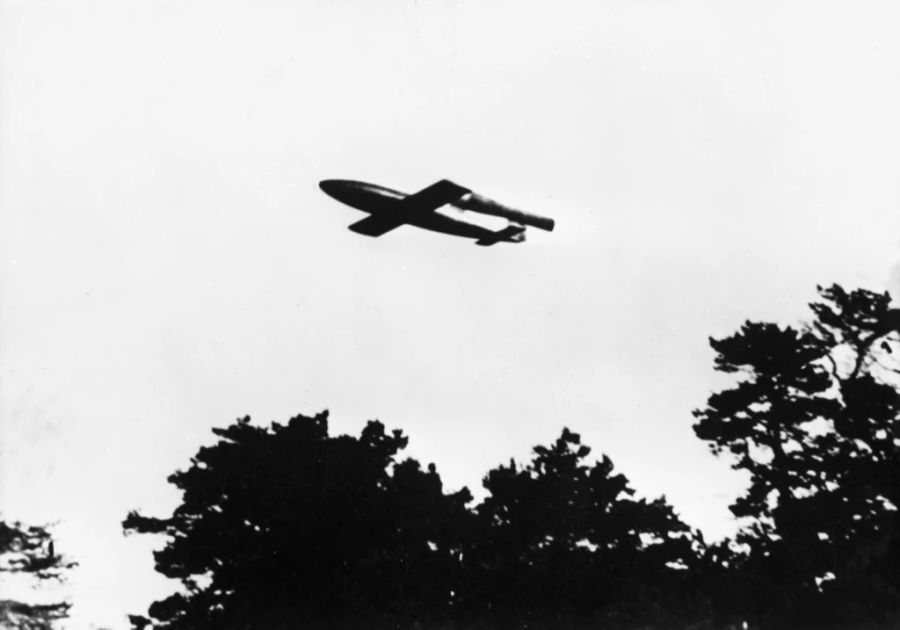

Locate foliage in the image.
[464,428,701,628]
[124,282,900,629]
[124,415,702,629]
[0,520,74,629]
[123,411,473,629]
[693,284,900,627]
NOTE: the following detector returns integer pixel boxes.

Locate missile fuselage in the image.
[319,180,554,233]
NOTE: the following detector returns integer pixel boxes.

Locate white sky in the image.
[2,1,900,627]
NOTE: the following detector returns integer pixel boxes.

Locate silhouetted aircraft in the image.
[319,179,555,246]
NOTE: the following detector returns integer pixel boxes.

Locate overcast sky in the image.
[2,1,900,627]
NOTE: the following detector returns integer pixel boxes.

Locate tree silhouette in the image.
[693,285,900,627]
[123,411,473,630]
[126,413,717,629]
[0,519,74,629]
[461,428,702,629]
[122,283,900,628]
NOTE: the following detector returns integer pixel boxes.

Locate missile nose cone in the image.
[319,180,364,205]
[318,179,343,198]
[318,179,402,212]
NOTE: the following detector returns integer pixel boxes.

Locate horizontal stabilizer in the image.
[475,224,526,246]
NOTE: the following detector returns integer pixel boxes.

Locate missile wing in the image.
[347,179,471,236]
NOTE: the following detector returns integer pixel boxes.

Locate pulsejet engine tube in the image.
[453,192,555,232]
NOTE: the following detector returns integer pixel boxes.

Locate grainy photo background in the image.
[2,1,900,627]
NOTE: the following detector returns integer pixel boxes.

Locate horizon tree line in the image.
[7,283,900,629]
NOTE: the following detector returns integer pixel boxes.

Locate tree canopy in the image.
[0,519,74,629]
[124,411,473,629]
[465,428,700,629]
[123,283,900,629]
[124,414,697,629]
[693,284,900,627]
